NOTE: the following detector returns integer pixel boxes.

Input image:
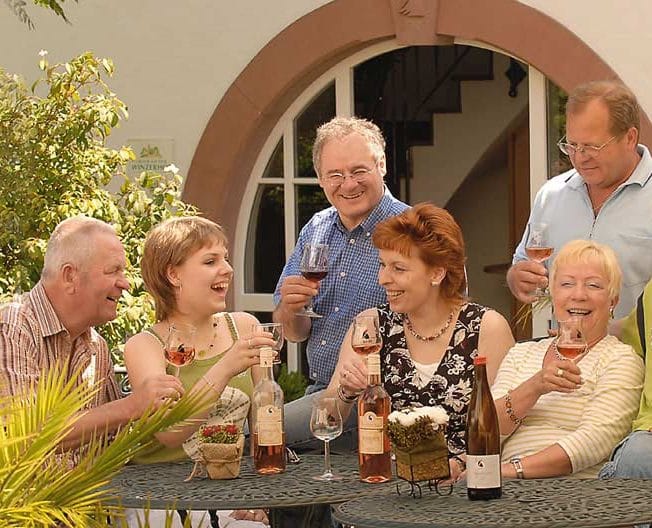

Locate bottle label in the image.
[256,405,283,445]
[367,354,381,376]
[259,347,274,368]
[466,454,501,489]
[359,411,384,454]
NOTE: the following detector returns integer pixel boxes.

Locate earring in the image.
[609,305,614,319]
[431,280,439,287]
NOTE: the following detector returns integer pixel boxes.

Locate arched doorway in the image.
[184,0,650,370]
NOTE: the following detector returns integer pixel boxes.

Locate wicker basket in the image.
[393,432,450,483]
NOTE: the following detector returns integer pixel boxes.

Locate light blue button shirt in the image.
[513,145,652,318]
[274,187,408,385]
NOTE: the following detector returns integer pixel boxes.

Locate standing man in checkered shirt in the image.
[273,116,408,449]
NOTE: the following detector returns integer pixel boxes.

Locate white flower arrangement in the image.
[387,405,449,453]
[388,406,449,428]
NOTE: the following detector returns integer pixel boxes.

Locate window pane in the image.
[295,185,331,237]
[262,138,283,179]
[547,82,572,177]
[294,83,335,178]
[245,184,285,293]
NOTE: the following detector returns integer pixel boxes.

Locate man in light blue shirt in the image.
[273,116,407,448]
[508,80,652,318]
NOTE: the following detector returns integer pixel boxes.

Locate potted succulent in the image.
[195,424,245,480]
[387,406,450,484]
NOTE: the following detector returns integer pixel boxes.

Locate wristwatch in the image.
[510,456,525,479]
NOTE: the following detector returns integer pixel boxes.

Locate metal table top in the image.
[108,454,392,511]
[333,477,652,528]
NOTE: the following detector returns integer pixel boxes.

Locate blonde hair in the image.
[550,239,621,301]
[566,80,640,138]
[42,216,117,279]
[312,116,386,177]
[141,216,227,320]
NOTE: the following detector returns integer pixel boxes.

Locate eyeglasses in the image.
[557,135,617,158]
[322,167,374,187]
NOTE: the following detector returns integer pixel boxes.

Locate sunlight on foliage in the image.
[0,52,197,362]
[0,365,208,527]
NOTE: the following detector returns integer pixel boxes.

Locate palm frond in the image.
[0,363,208,526]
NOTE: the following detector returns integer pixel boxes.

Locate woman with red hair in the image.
[325,203,514,482]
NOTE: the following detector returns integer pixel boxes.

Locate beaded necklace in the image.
[404,309,455,342]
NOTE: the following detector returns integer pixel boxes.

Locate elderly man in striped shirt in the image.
[0,216,183,449]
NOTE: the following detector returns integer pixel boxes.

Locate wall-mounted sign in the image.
[126,138,175,177]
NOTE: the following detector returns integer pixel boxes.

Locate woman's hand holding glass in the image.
[253,323,284,364]
[338,355,368,395]
[310,396,343,481]
[217,329,276,378]
[538,356,583,395]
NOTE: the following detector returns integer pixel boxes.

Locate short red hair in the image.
[372,202,467,304]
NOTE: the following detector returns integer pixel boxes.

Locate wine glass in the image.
[310,396,343,481]
[556,316,587,361]
[165,323,196,377]
[298,243,329,318]
[254,323,284,364]
[351,314,382,357]
[525,222,553,298]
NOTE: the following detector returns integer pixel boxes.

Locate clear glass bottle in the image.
[466,355,502,500]
[252,347,286,474]
[358,353,392,483]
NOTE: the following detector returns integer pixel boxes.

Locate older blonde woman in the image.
[493,239,644,479]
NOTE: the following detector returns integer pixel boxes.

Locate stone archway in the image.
[184,0,650,237]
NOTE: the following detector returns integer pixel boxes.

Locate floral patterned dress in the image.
[378,302,488,455]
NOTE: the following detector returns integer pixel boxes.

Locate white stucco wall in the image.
[2,1,652,182]
[0,0,332,177]
[518,0,652,120]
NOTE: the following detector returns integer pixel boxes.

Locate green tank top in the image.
[133,312,254,464]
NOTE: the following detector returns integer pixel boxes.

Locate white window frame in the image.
[234,39,551,371]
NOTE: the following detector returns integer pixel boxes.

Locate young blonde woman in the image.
[125,216,273,528]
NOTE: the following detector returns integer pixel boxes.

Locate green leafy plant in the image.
[276,364,308,403]
[0,52,197,362]
[0,364,208,527]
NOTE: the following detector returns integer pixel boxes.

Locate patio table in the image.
[333,477,652,527]
[108,454,392,527]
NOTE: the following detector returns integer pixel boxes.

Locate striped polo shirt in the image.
[492,336,644,477]
[0,281,120,408]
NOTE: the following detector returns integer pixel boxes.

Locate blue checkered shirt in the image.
[274,187,408,386]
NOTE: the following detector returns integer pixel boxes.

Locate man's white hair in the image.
[41,216,117,280]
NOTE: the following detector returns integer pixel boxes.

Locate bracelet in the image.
[451,455,466,472]
[337,384,358,404]
[504,389,523,426]
[510,456,525,479]
[201,375,221,395]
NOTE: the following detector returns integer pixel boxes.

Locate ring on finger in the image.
[556,367,564,378]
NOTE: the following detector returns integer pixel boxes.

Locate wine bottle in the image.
[466,355,502,500]
[252,347,286,474]
[358,353,392,483]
